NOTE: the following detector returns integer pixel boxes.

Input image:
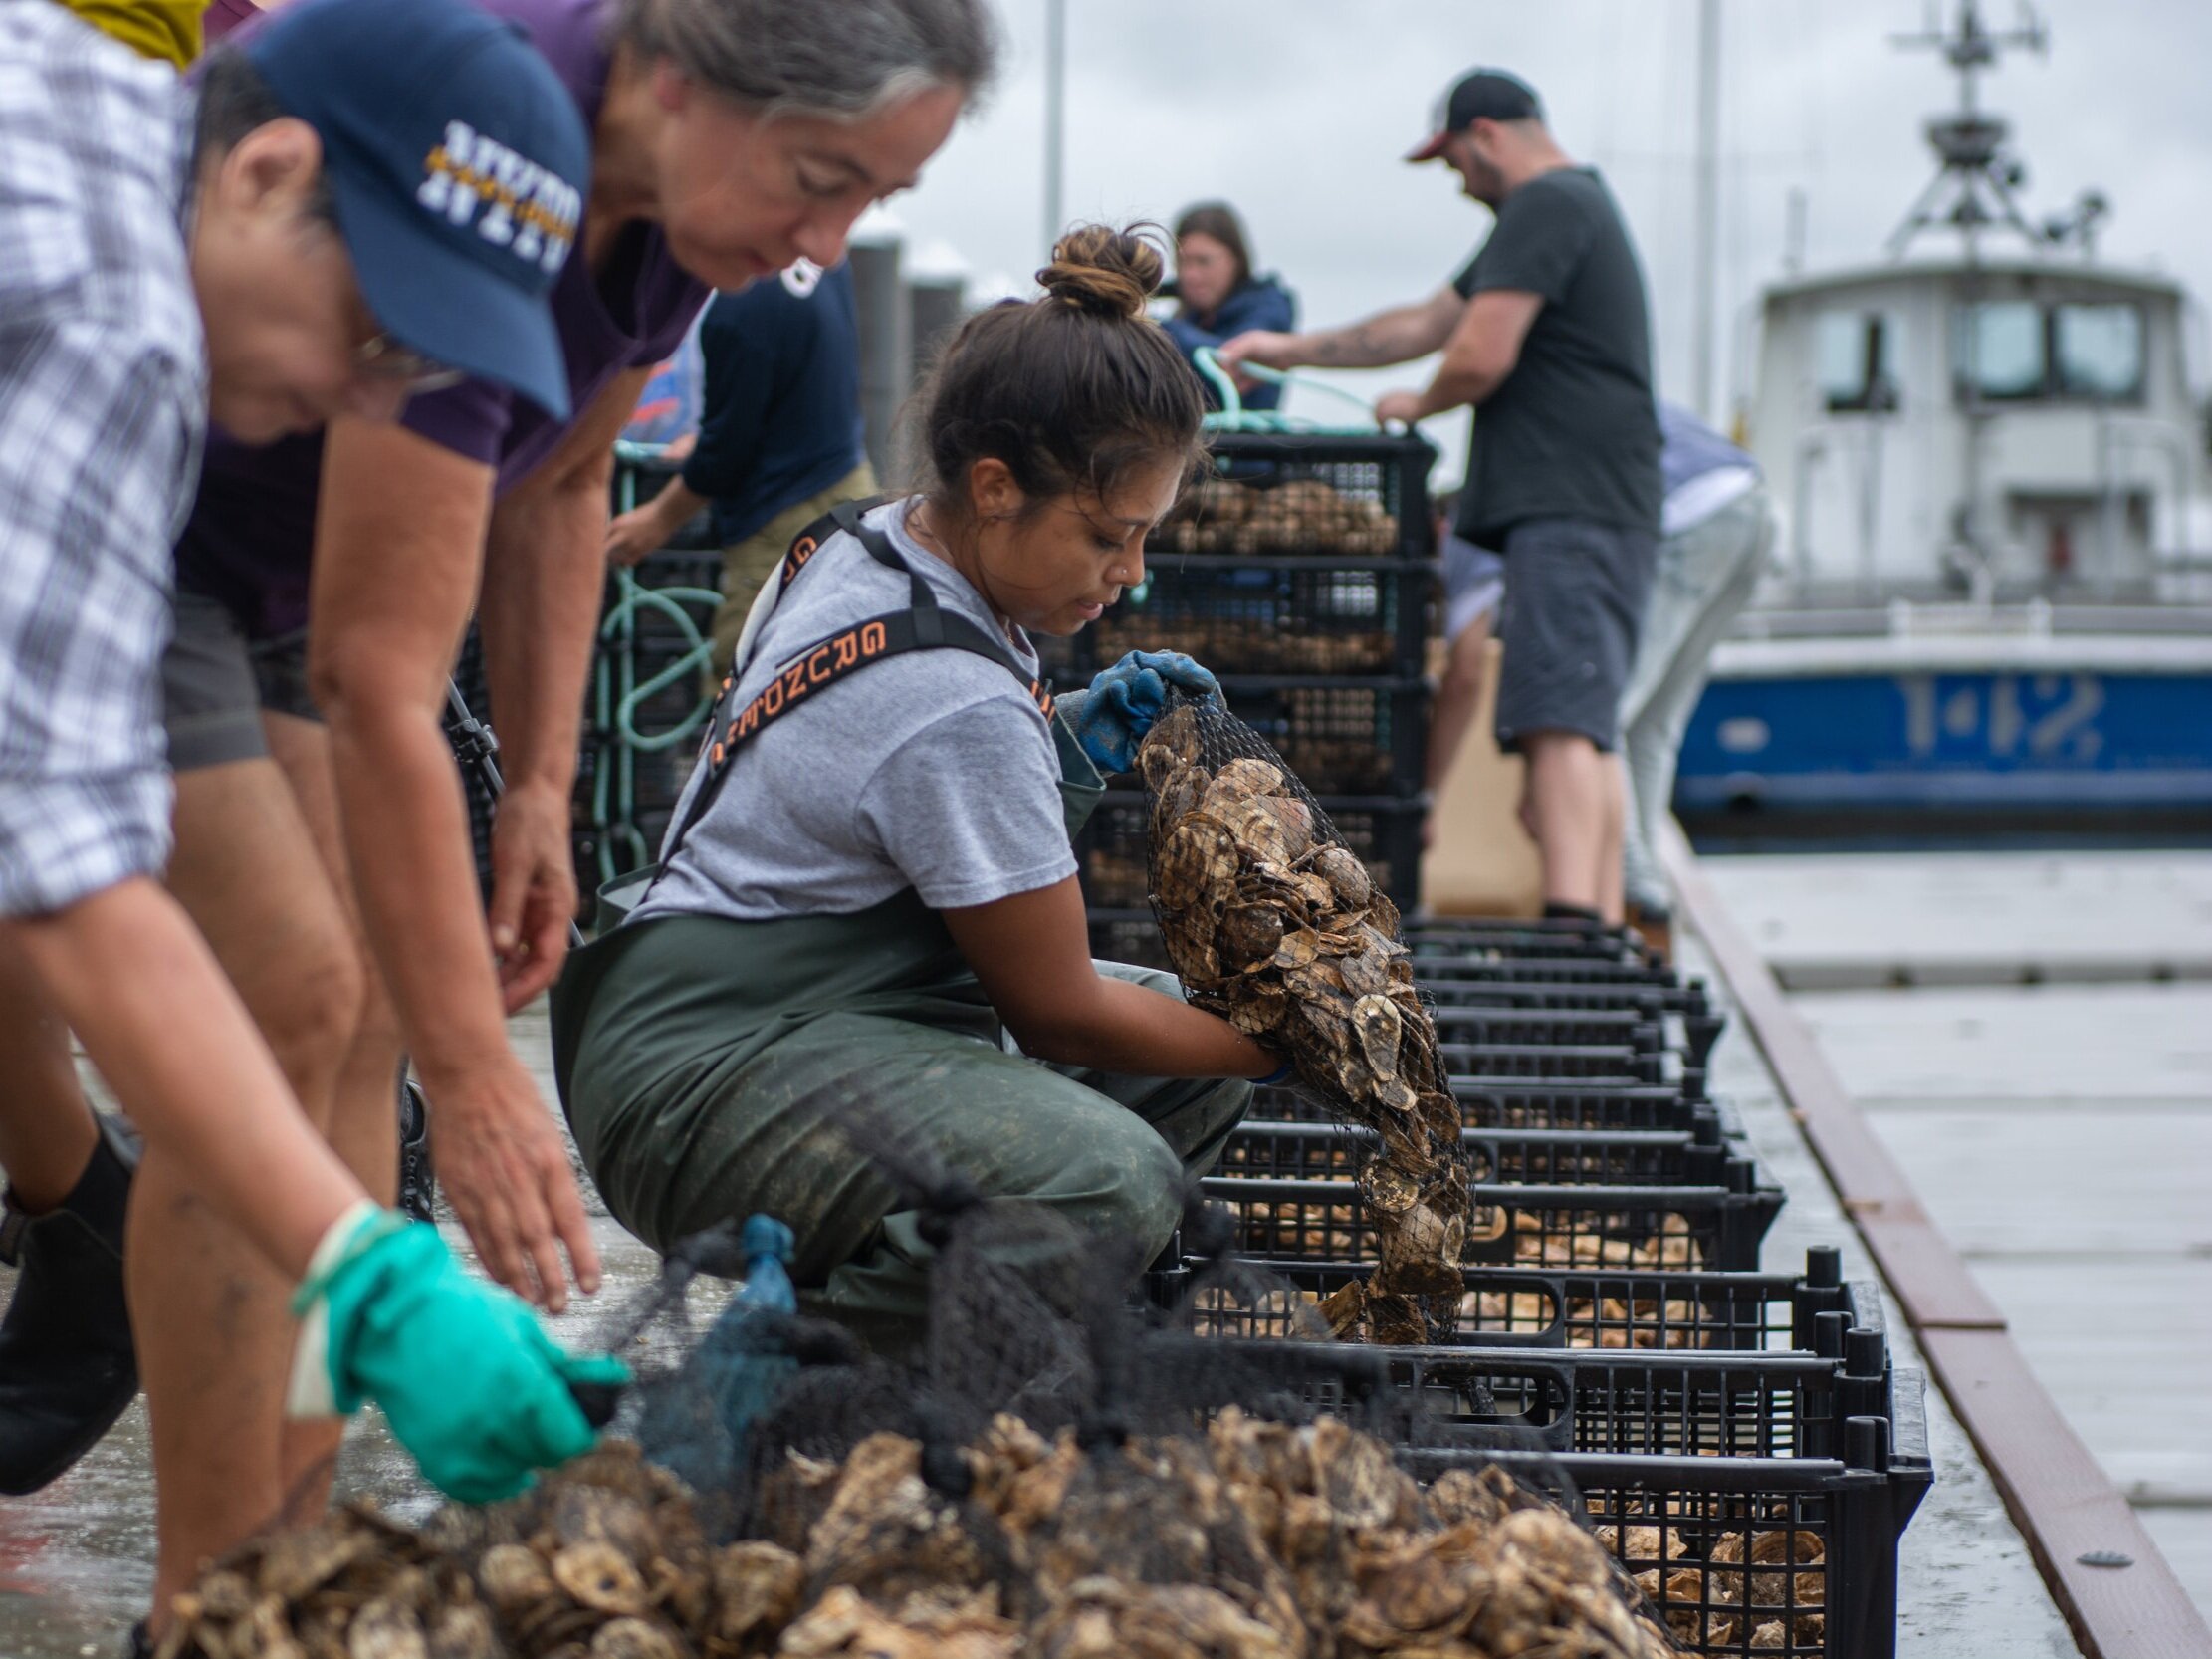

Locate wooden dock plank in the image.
[1863,1108,2212,1258]
[1972,1259,2212,1507]
[1794,984,2212,1104]
[1666,826,2212,1657]
[1701,851,2212,988]
[1920,1325,2212,1659]
[1663,832,2009,1332]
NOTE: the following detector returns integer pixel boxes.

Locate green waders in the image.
[551,715,1252,1354]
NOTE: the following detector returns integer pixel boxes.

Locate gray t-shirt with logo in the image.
[632,498,1076,925]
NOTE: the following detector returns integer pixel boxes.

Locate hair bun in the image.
[1036,224,1165,320]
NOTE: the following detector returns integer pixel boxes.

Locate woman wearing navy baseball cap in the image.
[0,0,1003,1636]
[0,0,607,1558]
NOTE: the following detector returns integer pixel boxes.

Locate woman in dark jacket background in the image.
[1163,202,1296,412]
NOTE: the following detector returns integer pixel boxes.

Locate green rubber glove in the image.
[287,1203,629,1504]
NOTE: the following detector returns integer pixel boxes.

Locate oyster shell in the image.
[1135,713,1469,1341]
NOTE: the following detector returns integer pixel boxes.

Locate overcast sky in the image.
[874,0,2212,488]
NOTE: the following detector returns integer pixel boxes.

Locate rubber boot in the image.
[0,1113,138,1493]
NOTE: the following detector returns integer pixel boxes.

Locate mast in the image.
[1042,0,1066,257]
[1691,0,1721,422]
[1886,1,2048,583]
[1884,0,2049,260]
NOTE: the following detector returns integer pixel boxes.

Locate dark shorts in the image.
[1493,516,1656,754]
[161,590,321,773]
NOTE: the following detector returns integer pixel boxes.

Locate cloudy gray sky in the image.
[879,0,2212,487]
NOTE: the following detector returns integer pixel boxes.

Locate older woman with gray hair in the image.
[0,0,996,1639]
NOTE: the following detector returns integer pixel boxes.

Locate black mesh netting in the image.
[1139,694,1471,1344]
[158,1083,1687,1659]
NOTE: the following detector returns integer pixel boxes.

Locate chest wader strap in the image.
[608,500,1054,925]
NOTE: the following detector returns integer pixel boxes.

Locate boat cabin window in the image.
[1956,301,2045,400]
[1953,299,2146,404]
[2054,303,2144,400]
[1815,311,1898,413]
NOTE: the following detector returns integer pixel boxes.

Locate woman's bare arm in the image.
[942,876,1276,1078]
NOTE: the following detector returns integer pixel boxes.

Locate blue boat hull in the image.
[1675,669,2212,816]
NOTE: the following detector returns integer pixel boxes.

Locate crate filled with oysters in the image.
[1059,430,1438,682]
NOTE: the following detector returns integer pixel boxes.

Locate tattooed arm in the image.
[1217,284,1465,374]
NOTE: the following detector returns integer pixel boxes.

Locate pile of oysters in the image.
[161,1418,1680,1659]
[1595,1523,1828,1653]
[1138,703,1467,1342]
[1156,476,1402,557]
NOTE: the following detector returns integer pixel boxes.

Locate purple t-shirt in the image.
[176,0,709,639]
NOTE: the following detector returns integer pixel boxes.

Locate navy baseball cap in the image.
[244,0,590,418]
[1407,69,1543,162]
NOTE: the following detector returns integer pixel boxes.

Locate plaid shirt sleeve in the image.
[0,3,205,918]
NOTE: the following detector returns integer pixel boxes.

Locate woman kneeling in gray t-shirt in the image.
[550,225,1282,1351]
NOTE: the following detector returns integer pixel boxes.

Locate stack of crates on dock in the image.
[1050,430,1439,962]
[1166,915,1932,1659]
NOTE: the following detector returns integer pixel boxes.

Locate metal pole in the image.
[1042,0,1065,257]
[1691,0,1721,422]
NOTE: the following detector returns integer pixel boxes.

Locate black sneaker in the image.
[0,1114,138,1494]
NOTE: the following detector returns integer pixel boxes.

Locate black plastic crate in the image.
[1077,791,1425,914]
[1138,1323,1927,1658]
[1176,1248,1880,1352]
[1220,1119,1755,1190]
[1203,1166,1779,1274]
[1433,1040,1660,1083]
[1457,1080,1716,1133]
[1183,1326,1925,1659]
[1428,981,1727,1067]
[1053,429,1438,683]
[1209,675,1425,795]
[1403,1358,1930,1659]
[1162,429,1438,560]
[1415,952,1686,989]
[1089,560,1431,678]
[1428,1003,1668,1052]
[1087,907,1176,973]
[1250,1080,1732,1142]
[1404,916,1662,964]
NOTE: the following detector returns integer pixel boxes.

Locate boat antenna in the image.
[1883,1,2051,259]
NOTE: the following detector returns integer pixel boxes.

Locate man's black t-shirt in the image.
[1452,167,1660,546]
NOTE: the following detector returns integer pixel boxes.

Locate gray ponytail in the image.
[611,0,998,121]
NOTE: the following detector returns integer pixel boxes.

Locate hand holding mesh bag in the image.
[1137,698,1469,1342]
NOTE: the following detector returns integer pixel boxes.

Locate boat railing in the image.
[1732,592,2212,642]
[2094,411,2198,597]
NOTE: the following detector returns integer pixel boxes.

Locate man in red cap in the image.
[1223,68,1661,925]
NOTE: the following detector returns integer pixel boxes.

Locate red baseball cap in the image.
[1407,68,1543,162]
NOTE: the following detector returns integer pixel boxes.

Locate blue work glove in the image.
[287,1204,629,1504]
[1065,650,1219,773]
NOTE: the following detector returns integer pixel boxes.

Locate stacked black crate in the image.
[1169,917,1934,1659]
[1057,429,1441,967]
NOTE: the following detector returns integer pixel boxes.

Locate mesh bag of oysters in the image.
[1141,695,1468,1344]
[155,1099,1687,1659]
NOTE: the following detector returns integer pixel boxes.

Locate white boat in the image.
[1676,0,2212,840]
